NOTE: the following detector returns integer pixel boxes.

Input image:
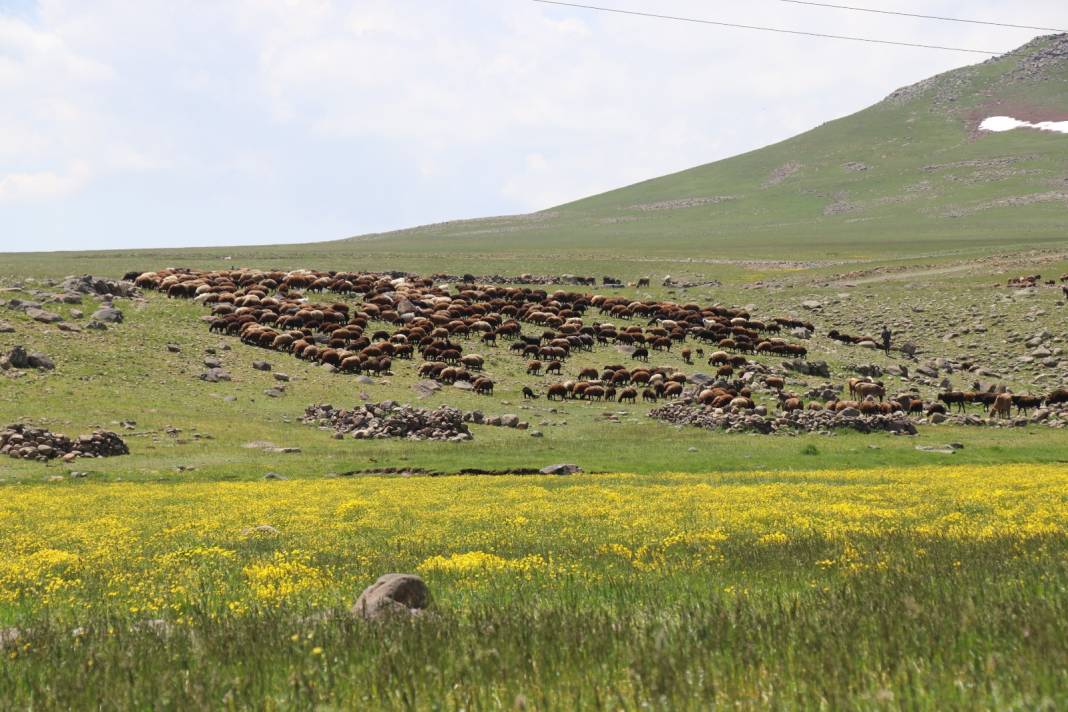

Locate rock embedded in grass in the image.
[353,573,430,621]
[90,305,124,323]
[540,463,582,475]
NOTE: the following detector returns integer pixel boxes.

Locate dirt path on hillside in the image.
[824,249,1068,286]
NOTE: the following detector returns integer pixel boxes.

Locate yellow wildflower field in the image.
[1,464,1066,621]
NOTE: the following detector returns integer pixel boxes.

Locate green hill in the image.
[353,33,1068,264]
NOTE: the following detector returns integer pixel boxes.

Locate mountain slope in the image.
[355,34,1068,262]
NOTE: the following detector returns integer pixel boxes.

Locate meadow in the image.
[2,33,1068,709]
[3,464,1068,709]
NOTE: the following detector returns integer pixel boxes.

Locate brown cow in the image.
[990,393,1012,419]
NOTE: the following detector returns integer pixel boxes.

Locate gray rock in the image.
[353,573,430,620]
[26,307,62,323]
[0,321,13,333]
[90,306,123,324]
[263,472,287,480]
[27,352,54,370]
[500,414,520,428]
[540,463,582,475]
[252,360,272,371]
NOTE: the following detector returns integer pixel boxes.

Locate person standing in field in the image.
[881,325,892,354]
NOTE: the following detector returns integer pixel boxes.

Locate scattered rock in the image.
[252,360,272,371]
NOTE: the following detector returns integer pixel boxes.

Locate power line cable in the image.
[531,0,1004,54]
[774,0,1066,34]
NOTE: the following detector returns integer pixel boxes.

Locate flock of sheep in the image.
[129,267,1067,425]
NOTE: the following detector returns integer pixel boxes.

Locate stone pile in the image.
[928,407,1068,430]
[648,403,918,435]
[58,275,140,299]
[0,424,129,462]
[302,402,472,441]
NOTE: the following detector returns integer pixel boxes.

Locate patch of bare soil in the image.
[627,196,737,212]
[937,191,1068,218]
[763,162,802,188]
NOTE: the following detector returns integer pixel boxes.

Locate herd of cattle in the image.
[128,267,1067,424]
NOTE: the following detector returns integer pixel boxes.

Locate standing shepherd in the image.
[880,325,892,355]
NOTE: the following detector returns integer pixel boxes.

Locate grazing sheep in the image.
[547,383,568,401]
[522,386,538,400]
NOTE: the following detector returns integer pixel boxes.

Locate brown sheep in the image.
[547,383,568,401]
[618,388,637,403]
[854,382,885,402]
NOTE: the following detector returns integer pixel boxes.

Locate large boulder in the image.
[353,573,430,620]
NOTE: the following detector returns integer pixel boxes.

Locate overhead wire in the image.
[531,0,1008,54]
[774,1,1066,34]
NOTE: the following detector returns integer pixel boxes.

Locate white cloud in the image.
[0,160,90,202]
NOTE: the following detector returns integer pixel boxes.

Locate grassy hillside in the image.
[360,33,1068,265]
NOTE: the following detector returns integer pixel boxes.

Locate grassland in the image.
[3,465,1068,709]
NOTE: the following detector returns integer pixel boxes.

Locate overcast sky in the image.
[1,0,1062,252]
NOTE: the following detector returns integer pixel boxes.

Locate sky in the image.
[0,0,1063,252]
